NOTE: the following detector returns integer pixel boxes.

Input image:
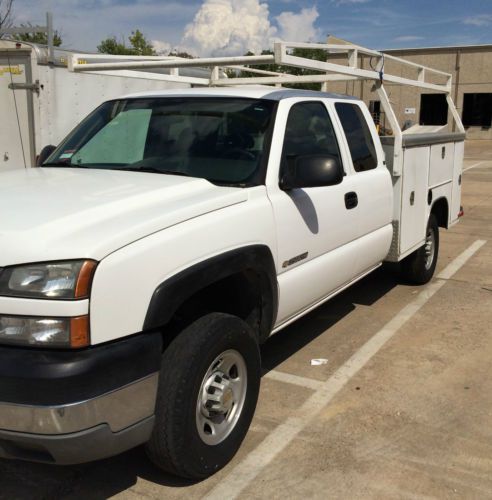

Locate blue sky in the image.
[10,0,492,55]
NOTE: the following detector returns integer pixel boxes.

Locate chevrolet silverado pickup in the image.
[0,88,464,478]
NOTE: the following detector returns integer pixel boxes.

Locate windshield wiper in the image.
[42,162,90,168]
[119,167,191,177]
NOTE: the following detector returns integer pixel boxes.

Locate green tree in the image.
[239,46,328,91]
[97,37,134,55]
[128,29,155,55]
[97,29,156,56]
[168,50,194,59]
[15,30,62,46]
[239,50,283,76]
[288,47,328,91]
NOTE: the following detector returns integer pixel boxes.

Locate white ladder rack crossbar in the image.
[68,54,275,72]
[69,41,452,93]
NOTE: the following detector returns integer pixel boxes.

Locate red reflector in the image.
[458,206,464,218]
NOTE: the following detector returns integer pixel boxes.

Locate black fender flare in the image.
[143,245,278,342]
[429,196,450,228]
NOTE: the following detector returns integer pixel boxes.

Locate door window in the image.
[281,101,342,175]
[335,102,378,172]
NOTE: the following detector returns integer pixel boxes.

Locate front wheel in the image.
[400,214,439,284]
[145,313,260,479]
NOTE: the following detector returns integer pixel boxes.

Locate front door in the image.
[0,54,34,169]
[267,100,361,326]
[333,100,393,275]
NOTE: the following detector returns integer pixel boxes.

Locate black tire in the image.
[400,214,439,284]
[145,313,260,479]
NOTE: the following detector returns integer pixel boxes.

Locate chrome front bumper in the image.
[0,373,159,464]
[0,373,158,435]
[0,331,162,464]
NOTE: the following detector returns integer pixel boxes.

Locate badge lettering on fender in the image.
[282,252,308,268]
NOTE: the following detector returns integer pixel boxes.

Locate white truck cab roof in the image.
[121,87,359,102]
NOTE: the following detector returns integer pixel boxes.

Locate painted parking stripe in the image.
[204,239,487,500]
[264,370,324,390]
[463,161,485,172]
[437,240,486,280]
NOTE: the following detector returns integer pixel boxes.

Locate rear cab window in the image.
[335,102,378,172]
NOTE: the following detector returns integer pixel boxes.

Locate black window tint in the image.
[282,101,341,171]
[420,94,448,125]
[462,93,492,128]
[335,103,378,172]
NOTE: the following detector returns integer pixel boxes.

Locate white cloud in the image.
[152,40,172,55]
[463,14,492,27]
[182,0,276,56]
[275,6,320,42]
[182,0,321,56]
[394,35,424,42]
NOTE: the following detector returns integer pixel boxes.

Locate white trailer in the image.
[0,40,212,169]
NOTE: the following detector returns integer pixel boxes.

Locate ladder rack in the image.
[68,39,465,176]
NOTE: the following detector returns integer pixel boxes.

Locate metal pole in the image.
[452,50,461,133]
[375,83,403,177]
[46,12,54,64]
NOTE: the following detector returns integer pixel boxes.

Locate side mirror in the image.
[280,155,344,190]
[36,145,57,166]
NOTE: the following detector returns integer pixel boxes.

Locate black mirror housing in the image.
[280,155,344,190]
[36,145,57,167]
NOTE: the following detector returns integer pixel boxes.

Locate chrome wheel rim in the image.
[424,226,435,270]
[196,349,247,446]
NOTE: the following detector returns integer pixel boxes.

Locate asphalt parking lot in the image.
[1,140,491,500]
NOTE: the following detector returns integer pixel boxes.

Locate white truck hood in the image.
[0,168,248,266]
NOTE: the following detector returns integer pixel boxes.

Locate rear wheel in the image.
[145,313,260,479]
[400,214,439,284]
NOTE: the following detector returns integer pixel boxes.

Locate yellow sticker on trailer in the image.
[0,65,23,76]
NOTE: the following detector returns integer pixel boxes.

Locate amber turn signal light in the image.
[75,261,98,299]
[70,315,90,348]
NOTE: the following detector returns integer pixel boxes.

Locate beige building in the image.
[325,36,492,140]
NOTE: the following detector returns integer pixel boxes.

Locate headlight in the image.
[0,260,97,299]
[0,315,89,348]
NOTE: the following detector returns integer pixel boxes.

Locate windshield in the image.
[44,97,276,186]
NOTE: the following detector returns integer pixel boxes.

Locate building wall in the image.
[324,37,492,139]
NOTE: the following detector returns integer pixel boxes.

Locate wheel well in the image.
[161,270,265,350]
[431,198,449,228]
[143,245,278,350]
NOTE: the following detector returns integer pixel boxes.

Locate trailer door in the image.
[0,54,35,169]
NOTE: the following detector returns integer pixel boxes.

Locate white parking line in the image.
[204,239,487,500]
[264,370,324,390]
[463,161,486,172]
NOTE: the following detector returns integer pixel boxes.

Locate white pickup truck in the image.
[0,87,464,478]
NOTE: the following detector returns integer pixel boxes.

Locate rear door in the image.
[267,99,361,326]
[0,53,35,169]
